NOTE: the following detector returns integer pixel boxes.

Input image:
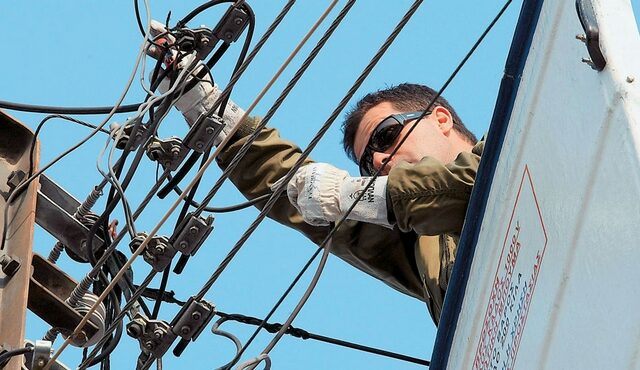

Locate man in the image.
[161,51,482,324]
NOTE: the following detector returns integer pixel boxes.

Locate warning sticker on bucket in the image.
[473,166,548,370]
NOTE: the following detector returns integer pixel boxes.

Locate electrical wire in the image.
[79,2,339,367]
[0,100,142,115]
[1,6,151,253]
[41,0,157,364]
[234,1,515,367]
[156,0,296,199]
[213,311,430,367]
[0,346,33,367]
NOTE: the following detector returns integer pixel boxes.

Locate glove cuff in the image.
[339,176,393,228]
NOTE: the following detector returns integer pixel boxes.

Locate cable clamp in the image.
[169,213,214,256]
[114,119,147,151]
[126,314,177,360]
[183,114,225,153]
[173,27,216,61]
[130,233,176,272]
[212,5,250,44]
[169,297,216,356]
[145,137,189,171]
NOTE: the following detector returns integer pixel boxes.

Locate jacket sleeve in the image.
[216,123,426,301]
[387,141,484,236]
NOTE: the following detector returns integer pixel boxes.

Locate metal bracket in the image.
[169,213,214,256]
[36,175,104,263]
[127,314,177,360]
[130,233,176,272]
[169,297,216,356]
[183,115,225,153]
[173,27,216,61]
[145,137,188,171]
[29,340,52,370]
[0,251,21,278]
[576,0,606,71]
[212,6,250,44]
[114,119,147,151]
[28,254,100,347]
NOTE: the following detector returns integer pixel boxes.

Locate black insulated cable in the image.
[0,346,33,367]
[0,100,142,115]
[233,0,515,366]
[214,311,430,367]
[193,0,357,301]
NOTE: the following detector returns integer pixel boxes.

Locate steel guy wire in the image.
[69,2,336,367]
[0,0,152,254]
[92,57,202,239]
[221,1,423,366]
[78,0,301,362]
[157,0,295,198]
[237,1,515,367]
[191,0,356,218]
[42,0,156,363]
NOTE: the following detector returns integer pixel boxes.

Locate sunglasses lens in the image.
[371,122,403,152]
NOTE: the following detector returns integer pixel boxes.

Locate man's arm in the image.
[217,123,427,300]
[387,141,484,236]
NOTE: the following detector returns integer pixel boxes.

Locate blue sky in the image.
[1,1,638,369]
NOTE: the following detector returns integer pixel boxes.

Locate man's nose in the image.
[372,152,390,175]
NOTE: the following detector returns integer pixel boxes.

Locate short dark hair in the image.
[341,83,477,163]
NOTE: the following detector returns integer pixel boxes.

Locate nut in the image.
[191,311,202,321]
[189,226,200,235]
[180,326,191,335]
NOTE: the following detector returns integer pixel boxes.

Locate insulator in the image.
[48,242,64,263]
[43,328,59,343]
[66,275,93,308]
[75,187,103,221]
[63,293,107,348]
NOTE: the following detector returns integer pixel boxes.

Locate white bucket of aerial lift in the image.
[445,0,640,369]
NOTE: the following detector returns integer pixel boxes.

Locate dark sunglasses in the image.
[358,111,429,176]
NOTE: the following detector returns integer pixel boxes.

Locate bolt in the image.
[37,359,46,367]
[205,127,215,135]
[127,323,143,338]
[202,37,210,46]
[179,241,189,250]
[581,58,596,69]
[171,146,181,157]
[627,76,635,83]
[196,141,204,149]
[575,34,587,42]
[0,254,20,277]
[234,17,243,25]
[191,311,202,321]
[180,326,191,336]
[145,341,154,350]
[225,31,234,40]
[189,226,200,235]
[153,328,165,339]
[154,245,165,255]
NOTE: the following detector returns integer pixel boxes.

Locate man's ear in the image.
[433,106,454,134]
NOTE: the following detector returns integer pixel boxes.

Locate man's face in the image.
[353,101,455,176]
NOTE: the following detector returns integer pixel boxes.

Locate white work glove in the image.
[149,20,245,146]
[274,163,393,228]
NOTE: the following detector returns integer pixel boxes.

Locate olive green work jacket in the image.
[218,122,483,325]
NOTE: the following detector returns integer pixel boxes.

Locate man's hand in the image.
[148,20,246,146]
[277,163,393,228]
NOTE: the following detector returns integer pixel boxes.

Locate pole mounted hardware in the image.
[212,6,250,44]
[114,119,147,151]
[183,115,225,153]
[576,0,606,71]
[130,233,176,272]
[169,297,216,357]
[169,213,214,256]
[145,137,189,171]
